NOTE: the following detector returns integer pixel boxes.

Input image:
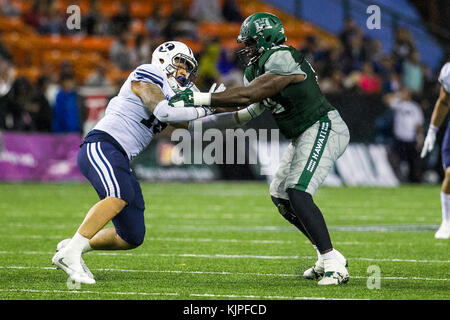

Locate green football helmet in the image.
[237,12,287,66]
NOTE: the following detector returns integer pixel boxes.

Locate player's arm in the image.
[211,73,304,108]
[131,81,211,123]
[421,85,450,157]
[170,73,305,109]
[429,85,450,129]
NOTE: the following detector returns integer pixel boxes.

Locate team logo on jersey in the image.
[254,18,272,33]
[159,42,175,52]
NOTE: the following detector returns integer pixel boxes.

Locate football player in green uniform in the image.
[170,12,350,285]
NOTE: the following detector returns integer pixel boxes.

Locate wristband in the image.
[193,92,211,106]
[429,125,439,133]
[195,107,207,118]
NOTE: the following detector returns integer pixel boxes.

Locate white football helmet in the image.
[151,41,198,92]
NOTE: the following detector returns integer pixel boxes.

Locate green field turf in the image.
[0,182,448,300]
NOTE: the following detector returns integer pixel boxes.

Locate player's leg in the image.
[60,175,146,251]
[285,110,350,285]
[52,141,134,283]
[436,127,450,239]
[269,143,316,244]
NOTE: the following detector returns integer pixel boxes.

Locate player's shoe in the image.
[435,220,450,239]
[52,246,95,284]
[317,258,349,285]
[56,238,94,280]
[303,249,347,280]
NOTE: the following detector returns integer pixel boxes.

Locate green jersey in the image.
[244,45,335,139]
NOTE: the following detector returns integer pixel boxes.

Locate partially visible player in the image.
[170,13,350,285]
[52,41,214,284]
[421,61,450,239]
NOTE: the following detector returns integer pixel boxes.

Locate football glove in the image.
[421,125,438,158]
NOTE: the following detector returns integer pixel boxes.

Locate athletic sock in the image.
[67,232,90,255]
[440,192,450,222]
[320,250,337,260]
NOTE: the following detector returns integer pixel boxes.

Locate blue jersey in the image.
[94,64,176,160]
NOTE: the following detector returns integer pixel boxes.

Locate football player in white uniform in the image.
[52,41,264,284]
[421,61,450,239]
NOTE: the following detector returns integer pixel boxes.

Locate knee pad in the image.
[117,222,146,247]
[271,196,300,226]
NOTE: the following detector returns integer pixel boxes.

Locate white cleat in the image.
[52,247,95,284]
[435,221,450,239]
[56,238,94,280]
[317,258,349,285]
[303,249,347,280]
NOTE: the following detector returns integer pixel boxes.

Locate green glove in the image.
[169,88,195,107]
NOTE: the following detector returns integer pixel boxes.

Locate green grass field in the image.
[0,182,448,300]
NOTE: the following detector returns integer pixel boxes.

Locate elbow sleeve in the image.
[153,100,199,123]
[188,112,239,131]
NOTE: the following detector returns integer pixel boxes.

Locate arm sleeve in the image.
[438,62,450,93]
[188,112,239,131]
[264,50,307,77]
[153,100,200,123]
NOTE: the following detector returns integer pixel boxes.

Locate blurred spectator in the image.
[0,30,12,63]
[300,35,320,65]
[111,2,132,36]
[190,0,224,22]
[392,27,416,70]
[385,88,424,183]
[132,34,153,67]
[163,2,197,40]
[217,49,243,87]
[83,0,109,36]
[85,65,112,87]
[109,31,134,71]
[38,1,65,35]
[0,57,15,97]
[197,39,221,90]
[0,77,32,131]
[379,56,401,92]
[222,0,243,23]
[24,75,53,132]
[1,0,20,17]
[358,62,382,94]
[321,70,344,94]
[145,5,165,37]
[341,31,366,73]
[23,0,46,30]
[52,74,83,133]
[339,18,361,52]
[402,51,424,93]
[321,43,345,78]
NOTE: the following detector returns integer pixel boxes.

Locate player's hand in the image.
[209,82,226,93]
[169,88,194,108]
[421,126,438,158]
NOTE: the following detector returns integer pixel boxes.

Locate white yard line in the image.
[0,235,447,247]
[0,250,448,264]
[0,265,449,282]
[0,288,357,300]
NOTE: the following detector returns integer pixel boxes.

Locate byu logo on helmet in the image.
[159,42,175,52]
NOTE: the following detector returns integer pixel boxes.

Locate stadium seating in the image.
[0,0,338,84]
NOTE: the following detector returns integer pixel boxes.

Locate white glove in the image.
[208,82,226,93]
[421,125,438,158]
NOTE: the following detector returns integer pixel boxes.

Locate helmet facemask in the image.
[166,53,198,89]
[237,38,262,67]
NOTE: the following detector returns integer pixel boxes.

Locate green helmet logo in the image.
[237,12,287,66]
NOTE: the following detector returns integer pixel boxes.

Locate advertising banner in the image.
[0,132,85,181]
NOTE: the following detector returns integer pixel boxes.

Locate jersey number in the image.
[141,115,168,134]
